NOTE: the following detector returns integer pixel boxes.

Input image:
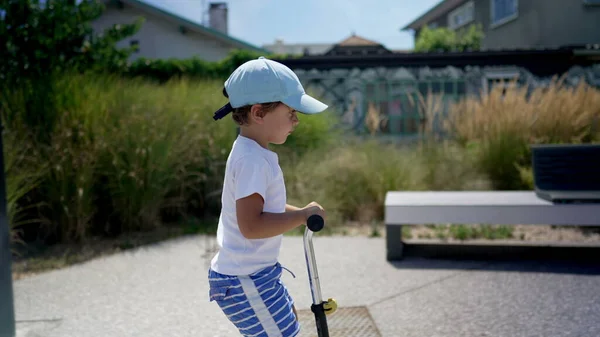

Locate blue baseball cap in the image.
[213,56,328,120]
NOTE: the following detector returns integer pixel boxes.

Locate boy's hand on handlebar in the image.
[302,201,326,222]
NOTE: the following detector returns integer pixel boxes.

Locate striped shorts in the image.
[208,263,300,337]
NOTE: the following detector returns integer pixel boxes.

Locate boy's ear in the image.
[249,104,265,124]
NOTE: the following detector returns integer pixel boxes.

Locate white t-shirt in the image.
[210,135,287,276]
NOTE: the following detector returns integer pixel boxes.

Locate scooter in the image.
[304,214,338,337]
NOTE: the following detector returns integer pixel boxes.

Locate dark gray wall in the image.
[475,0,543,49]
[536,0,600,47]
[413,0,600,50]
[478,0,600,49]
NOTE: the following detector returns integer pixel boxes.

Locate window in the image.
[482,68,521,96]
[448,1,474,30]
[491,0,518,26]
[130,40,139,53]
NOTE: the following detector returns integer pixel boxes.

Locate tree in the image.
[0,0,143,143]
[0,0,143,84]
[456,24,484,51]
[414,23,484,52]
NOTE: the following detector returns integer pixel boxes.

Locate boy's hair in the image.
[223,87,281,125]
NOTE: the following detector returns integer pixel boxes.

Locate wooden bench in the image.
[384,191,600,260]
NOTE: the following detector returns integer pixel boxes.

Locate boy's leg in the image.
[210,265,300,337]
[241,276,298,335]
[292,304,298,321]
[250,264,300,336]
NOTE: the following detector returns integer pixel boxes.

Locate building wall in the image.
[91,2,236,61]
[413,0,600,50]
[535,0,600,48]
[478,0,600,49]
[475,0,541,49]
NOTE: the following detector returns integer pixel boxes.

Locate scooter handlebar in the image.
[306,214,324,232]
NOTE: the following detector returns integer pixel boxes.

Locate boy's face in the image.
[262,103,300,145]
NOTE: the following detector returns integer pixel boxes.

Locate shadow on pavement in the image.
[389,243,600,275]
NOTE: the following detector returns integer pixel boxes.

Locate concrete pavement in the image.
[13,234,600,337]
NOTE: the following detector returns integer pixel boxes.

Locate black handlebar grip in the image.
[306,214,324,232]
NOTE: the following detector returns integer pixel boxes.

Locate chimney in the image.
[209,2,228,35]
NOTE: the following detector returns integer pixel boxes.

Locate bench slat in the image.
[385,191,600,226]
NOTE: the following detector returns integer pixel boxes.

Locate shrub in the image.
[414,24,484,52]
[4,71,338,244]
[446,77,600,189]
[4,72,237,243]
[2,129,46,248]
[282,138,487,226]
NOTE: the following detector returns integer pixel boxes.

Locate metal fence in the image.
[300,76,467,138]
[361,79,466,137]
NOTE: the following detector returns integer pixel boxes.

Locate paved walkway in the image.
[13,234,600,337]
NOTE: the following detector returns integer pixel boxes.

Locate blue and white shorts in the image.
[208,263,300,337]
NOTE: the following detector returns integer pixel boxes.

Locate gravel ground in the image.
[13,234,600,337]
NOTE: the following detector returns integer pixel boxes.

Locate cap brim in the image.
[282,93,328,115]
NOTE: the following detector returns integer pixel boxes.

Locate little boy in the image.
[208,56,328,337]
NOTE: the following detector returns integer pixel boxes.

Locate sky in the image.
[141,0,443,50]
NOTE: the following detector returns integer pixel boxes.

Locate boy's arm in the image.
[237,194,308,239]
[285,204,302,212]
[233,157,325,239]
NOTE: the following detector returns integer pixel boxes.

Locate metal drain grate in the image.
[296,306,381,337]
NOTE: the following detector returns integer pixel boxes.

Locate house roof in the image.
[337,34,381,46]
[120,0,272,54]
[323,33,392,56]
[401,0,468,30]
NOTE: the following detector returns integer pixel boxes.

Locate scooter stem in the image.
[304,215,329,337]
[304,229,323,305]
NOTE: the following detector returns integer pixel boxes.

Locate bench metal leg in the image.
[386,224,404,261]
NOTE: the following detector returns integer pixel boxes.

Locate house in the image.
[323,34,393,56]
[92,0,270,62]
[401,0,600,50]
[262,39,333,56]
[263,33,398,57]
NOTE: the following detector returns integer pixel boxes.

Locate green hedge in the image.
[2,71,336,245]
[123,50,295,83]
